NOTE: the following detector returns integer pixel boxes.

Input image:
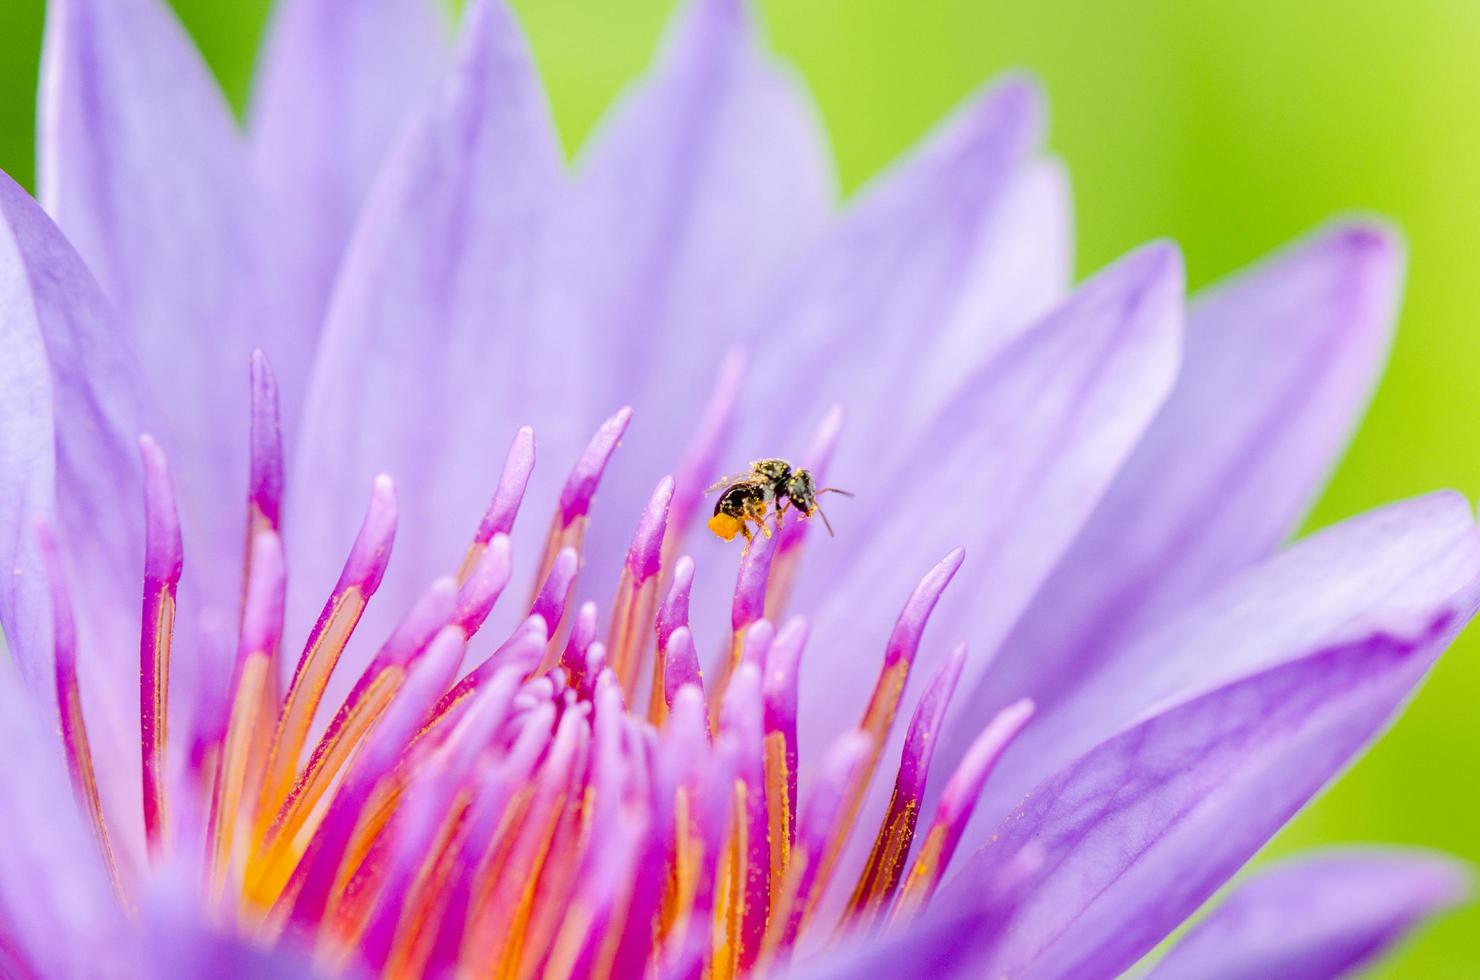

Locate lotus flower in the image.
[0,0,1474,976]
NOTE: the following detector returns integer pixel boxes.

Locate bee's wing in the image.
[704,472,756,494]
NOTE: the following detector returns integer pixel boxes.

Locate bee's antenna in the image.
[818,487,855,498]
[814,500,835,536]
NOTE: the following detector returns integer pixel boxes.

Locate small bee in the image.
[705,458,853,544]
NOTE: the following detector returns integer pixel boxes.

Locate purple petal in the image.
[249,0,448,327]
[964,490,1480,846]
[797,243,1183,757]
[985,221,1404,727]
[0,173,152,814]
[1149,848,1469,980]
[950,617,1468,979]
[290,0,563,657]
[39,0,300,590]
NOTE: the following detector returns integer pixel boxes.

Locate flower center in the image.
[39,352,1033,977]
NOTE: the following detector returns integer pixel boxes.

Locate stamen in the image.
[208,528,286,903]
[664,738,739,980]
[763,617,807,910]
[650,555,696,723]
[810,548,965,901]
[458,426,535,584]
[459,706,588,975]
[531,407,632,599]
[768,404,845,615]
[420,704,555,977]
[847,643,966,928]
[740,619,774,672]
[544,811,646,980]
[452,533,512,634]
[654,686,726,970]
[541,679,635,978]
[559,601,600,688]
[893,698,1034,919]
[762,731,873,966]
[244,354,286,745]
[532,546,580,652]
[421,615,550,744]
[247,351,285,537]
[279,625,468,933]
[609,476,673,699]
[710,528,778,714]
[247,578,458,909]
[577,642,608,702]
[657,555,696,651]
[255,476,397,850]
[667,349,746,549]
[138,434,182,856]
[327,662,524,961]
[662,627,707,730]
[713,664,768,977]
[36,523,124,900]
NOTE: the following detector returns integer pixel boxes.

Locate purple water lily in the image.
[0,0,1474,976]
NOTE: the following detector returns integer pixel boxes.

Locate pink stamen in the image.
[459,426,535,584]
[530,408,632,600]
[893,698,1035,918]
[610,476,674,698]
[247,351,285,534]
[650,554,696,723]
[716,663,769,973]
[452,533,512,635]
[764,731,873,965]
[668,348,746,545]
[848,643,967,927]
[663,627,706,730]
[281,625,468,931]
[257,476,397,846]
[138,434,182,856]
[763,616,807,896]
[207,528,286,901]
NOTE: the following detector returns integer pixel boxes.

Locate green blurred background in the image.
[2,0,1477,974]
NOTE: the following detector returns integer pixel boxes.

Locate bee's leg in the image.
[773,499,788,528]
[756,516,773,539]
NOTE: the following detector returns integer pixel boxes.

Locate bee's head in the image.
[786,469,819,514]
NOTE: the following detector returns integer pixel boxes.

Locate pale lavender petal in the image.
[249,0,448,324]
[0,173,151,815]
[741,74,1066,464]
[797,243,1183,757]
[904,158,1074,431]
[792,843,1043,980]
[572,0,836,587]
[39,0,298,592]
[290,0,563,656]
[986,221,1404,724]
[0,669,134,976]
[952,617,1468,979]
[1149,849,1469,980]
[572,0,834,409]
[144,865,324,978]
[966,490,1480,844]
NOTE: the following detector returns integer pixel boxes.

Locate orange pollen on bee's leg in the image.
[707,513,743,541]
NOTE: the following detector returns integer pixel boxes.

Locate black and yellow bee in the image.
[705,458,853,544]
